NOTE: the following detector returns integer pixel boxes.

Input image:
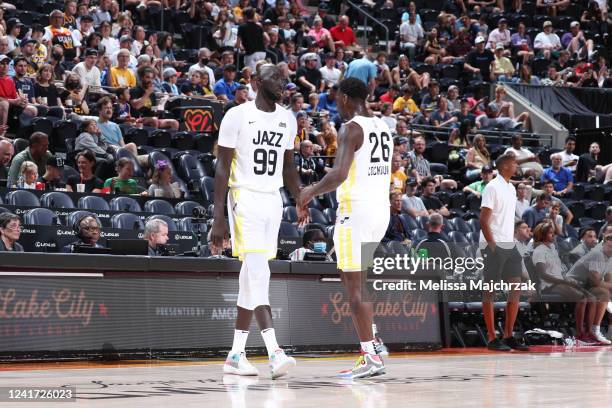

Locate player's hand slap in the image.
[210,217,229,254]
[296,187,313,227]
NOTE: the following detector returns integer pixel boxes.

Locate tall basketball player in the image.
[299,78,393,379]
[211,64,306,379]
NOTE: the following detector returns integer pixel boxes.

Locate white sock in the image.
[261,328,280,356]
[592,325,601,333]
[372,324,378,336]
[361,340,376,354]
[231,330,249,354]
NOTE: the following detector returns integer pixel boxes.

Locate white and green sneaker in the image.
[269,349,296,379]
[223,351,259,376]
[338,352,386,379]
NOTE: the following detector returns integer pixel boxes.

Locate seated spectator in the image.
[383,192,412,243]
[463,165,494,199]
[542,153,573,195]
[576,141,601,182]
[294,110,316,149]
[374,52,393,91]
[380,103,397,130]
[598,207,612,240]
[317,119,337,158]
[540,64,566,86]
[308,15,334,52]
[423,28,453,65]
[429,96,456,129]
[393,85,419,118]
[330,15,360,51]
[223,85,248,112]
[510,22,535,66]
[379,84,399,105]
[109,49,136,88]
[536,0,570,18]
[104,157,144,195]
[490,86,531,129]
[13,57,37,105]
[420,81,441,111]
[409,135,457,190]
[421,177,451,217]
[75,119,113,161]
[559,135,579,171]
[62,215,105,253]
[515,183,531,218]
[522,192,551,228]
[66,150,104,193]
[318,85,338,119]
[464,36,495,82]
[534,20,562,60]
[570,227,598,262]
[0,55,37,136]
[399,13,424,60]
[0,212,24,252]
[7,132,51,187]
[536,179,574,225]
[486,18,512,51]
[148,160,182,198]
[144,218,169,256]
[188,48,216,86]
[38,155,70,191]
[61,73,89,115]
[401,179,428,217]
[295,140,325,185]
[504,134,543,179]
[390,153,408,193]
[515,64,541,85]
[130,67,179,130]
[492,44,515,81]
[515,219,533,256]
[0,140,14,181]
[446,28,472,60]
[289,228,332,261]
[465,134,491,180]
[561,21,595,60]
[16,161,37,189]
[564,232,612,345]
[213,64,240,102]
[446,86,461,112]
[547,201,566,237]
[319,52,341,86]
[71,48,100,88]
[34,64,63,109]
[297,53,324,96]
[162,67,179,96]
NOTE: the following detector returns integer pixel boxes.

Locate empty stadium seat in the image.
[5,190,40,207]
[144,199,176,215]
[309,208,329,225]
[449,231,469,244]
[110,196,142,212]
[452,217,473,233]
[200,176,214,203]
[40,192,75,209]
[283,206,298,223]
[466,231,479,243]
[146,215,177,231]
[416,215,428,230]
[323,208,336,224]
[110,213,144,230]
[467,219,480,232]
[177,153,207,186]
[23,208,59,226]
[177,217,207,234]
[399,214,419,230]
[411,228,428,242]
[280,188,293,207]
[78,195,110,211]
[279,221,300,237]
[175,200,205,216]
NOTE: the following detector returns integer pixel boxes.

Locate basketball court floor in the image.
[0,346,610,407]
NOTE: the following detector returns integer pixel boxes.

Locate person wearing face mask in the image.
[289,228,331,261]
[188,47,216,87]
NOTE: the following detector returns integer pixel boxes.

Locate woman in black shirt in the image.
[66,150,104,193]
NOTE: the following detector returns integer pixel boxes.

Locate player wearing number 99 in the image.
[211,64,307,380]
[299,77,393,379]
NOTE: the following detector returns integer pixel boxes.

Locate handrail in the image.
[407,123,554,146]
[345,0,390,53]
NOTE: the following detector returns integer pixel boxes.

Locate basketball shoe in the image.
[223,352,259,376]
[591,328,612,345]
[338,352,385,379]
[269,349,296,379]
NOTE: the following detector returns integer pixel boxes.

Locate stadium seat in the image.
[567,201,586,221]
[78,195,110,211]
[177,153,207,186]
[175,200,205,216]
[51,120,77,153]
[467,219,480,232]
[146,215,177,232]
[411,228,428,242]
[110,213,144,230]
[466,231,479,244]
[172,131,195,150]
[416,215,428,230]
[585,202,606,219]
[124,128,149,146]
[144,199,176,215]
[40,192,75,209]
[280,188,293,207]
[386,240,410,254]
[23,208,59,226]
[279,221,300,237]
[62,165,80,182]
[283,206,298,223]
[0,207,10,214]
[399,214,419,230]
[585,185,604,201]
[443,217,455,232]
[309,208,330,225]
[109,196,142,212]
[323,208,336,224]
[149,150,176,175]
[5,190,40,207]
[449,231,469,244]
[115,147,145,178]
[452,217,473,233]
[307,196,324,210]
[200,176,214,203]
[178,217,207,234]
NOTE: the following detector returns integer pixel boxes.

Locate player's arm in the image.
[299,122,362,206]
[480,197,496,251]
[283,149,304,202]
[210,146,233,249]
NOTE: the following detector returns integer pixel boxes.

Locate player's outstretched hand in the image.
[210,218,228,253]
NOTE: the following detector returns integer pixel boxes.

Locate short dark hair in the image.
[76,150,96,164]
[116,157,133,171]
[420,176,435,188]
[97,96,112,110]
[537,192,552,202]
[514,220,527,231]
[338,77,369,101]
[29,131,48,146]
[543,179,554,186]
[0,212,21,229]
[579,226,596,239]
[13,56,27,66]
[495,152,515,168]
[244,7,255,19]
[565,135,576,144]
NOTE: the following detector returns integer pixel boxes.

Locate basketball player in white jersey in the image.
[299,77,393,378]
[211,64,306,379]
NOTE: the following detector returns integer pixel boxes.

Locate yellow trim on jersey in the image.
[338,160,357,215]
[337,226,360,271]
[228,153,238,188]
[230,189,243,257]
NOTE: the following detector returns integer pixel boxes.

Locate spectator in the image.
[504,134,543,179]
[390,153,408,193]
[559,135,579,171]
[393,85,419,117]
[534,20,561,59]
[429,96,455,128]
[598,207,612,239]
[383,192,412,244]
[108,49,135,88]
[399,13,424,60]
[319,52,341,86]
[111,35,138,69]
[96,97,139,158]
[144,218,169,256]
[180,70,206,97]
[344,52,376,100]
[0,212,24,252]
[66,150,104,193]
[318,119,337,158]
[131,67,179,129]
[576,141,600,182]
[72,48,101,88]
[61,73,89,115]
[38,155,69,191]
[317,84,338,119]
[213,64,240,102]
[224,85,249,112]
[162,67,179,96]
[446,28,473,60]
[401,178,428,217]
[493,44,515,81]
[380,103,396,130]
[12,57,36,104]
[330,15,359,50]
[522,192,552,228]
[536,0,570,18]
[104,157,143,195]
[570,227,598,262]
[420,80,441,110]
[515,183,531,218]
[0,139,14,181]
[75,119,112,160]
[188,48,216,87]
[17,161,37,189]
[487,18,512,51]
[547,201,566,237]
[34,64,63,109]
[7,132,51,187]
[514,219,533,256]
[421,177,451,217]
[510,22,534,65]
[295,140,325,185]
[561,21,595,59]
[308,15,335,52]
[423,28,453,65]
[464,36,495,82]
[0,55,37,136]
[43,10,81,63]
[542,153,573,195]
[296,53,324,96]
[62,215,105,253]
[536,179,574,225]
[289,228,331,261]
[236,8,266,70]
[148,159,182,197]
[463,165,494,198]
[408,135,457,190]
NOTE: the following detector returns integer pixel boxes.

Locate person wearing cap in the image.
[38,155,70,191]
[319,52,341,86]
[401,178,428,218]
[534,21,561,60]
[312,2,336,29]
[296,53,323,96]
[43,10,81,62]
[213,64,240,102]
[330,15,360,51]
[72,48,101,88]
[486,18,511,52]
[5,18,24,55]
[493,43,515,81]
[0,55,37,136]
[162,67,179,96]
[236,8,266,70]
[561,21,595,60]
[463,165,495,198]
[72,14,95,47]
[109,49,136,88]
[16,39,42,77]
[464,35,495,81]
[12,57,37,105]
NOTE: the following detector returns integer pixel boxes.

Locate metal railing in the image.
[345,0,390,53]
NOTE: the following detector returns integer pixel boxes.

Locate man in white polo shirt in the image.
[480,153,530,351]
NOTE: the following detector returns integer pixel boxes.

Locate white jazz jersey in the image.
[218,101,297,260]
[334,115,393,272]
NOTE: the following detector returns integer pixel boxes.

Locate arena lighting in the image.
[0,272,104,278]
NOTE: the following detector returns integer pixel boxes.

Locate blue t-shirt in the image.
[318,93,338,117]
[542,166,573,191]
[345,57,377,86]
[97,120,123,146]
[213,79,239,100]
